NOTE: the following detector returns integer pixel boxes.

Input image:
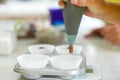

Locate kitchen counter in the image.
[0,38,120,80]
[76,37,120,80]
[0,1,59,20]
[0,39,38,80]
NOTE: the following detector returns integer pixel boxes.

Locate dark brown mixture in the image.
[68,45,73,54]
[39,47,45,49]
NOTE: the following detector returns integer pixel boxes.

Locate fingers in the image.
[100,25,120,45]
[84,8,94,17]
[105,34,120,45]
[111,35,120,45]
[58,0,66,8]
[85,28,103,38]
[58,0,87,8]
[70,0,87,6]
[58,0,93,17]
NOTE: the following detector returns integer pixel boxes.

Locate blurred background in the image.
[0,0,120,80]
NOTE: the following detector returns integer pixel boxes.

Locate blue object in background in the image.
[49,8,64,27]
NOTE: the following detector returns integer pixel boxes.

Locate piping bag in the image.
[62,0,85,45]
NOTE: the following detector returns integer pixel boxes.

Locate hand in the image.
[86,25,120,45]
[58,0,120,25]
[85,28,103,38]
[101,25,120,45]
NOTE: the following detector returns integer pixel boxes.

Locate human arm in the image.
[58,0,120,25]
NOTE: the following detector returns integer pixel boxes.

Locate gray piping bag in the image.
[62,0,85,45]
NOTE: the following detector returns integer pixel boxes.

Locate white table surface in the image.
[0,37,120,80]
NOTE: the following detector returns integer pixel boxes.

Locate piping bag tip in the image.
[67,34,77,45]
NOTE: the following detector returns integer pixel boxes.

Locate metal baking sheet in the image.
[14,52,101,80]
[14,63,84,76]
[14,51,86,77]
[17,66,101,80]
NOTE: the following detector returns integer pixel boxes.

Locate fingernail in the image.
[71,0,78,5]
